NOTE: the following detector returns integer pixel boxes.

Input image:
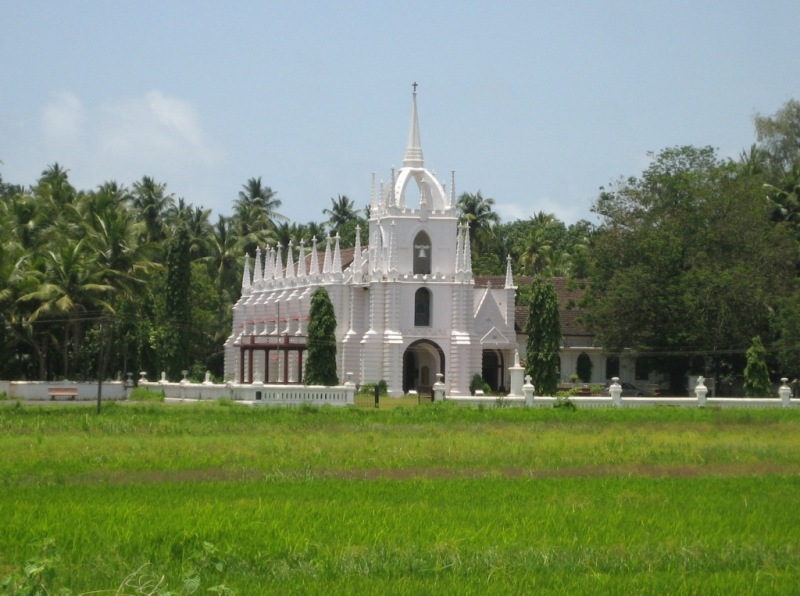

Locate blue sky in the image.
[1,1,798,226]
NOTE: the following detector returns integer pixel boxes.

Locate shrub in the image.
[128,387,165,402]
[469,373,491,395]
[359,380,388,396]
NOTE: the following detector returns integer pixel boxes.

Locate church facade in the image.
[223,90,664,395]
[224,89,521,396]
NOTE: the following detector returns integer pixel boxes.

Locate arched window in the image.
[413,231,431,275]
[576,352,593,383]
[415,288,432,327]
[605,356,620,380]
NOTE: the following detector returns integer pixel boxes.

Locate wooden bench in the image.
[48,387,78,400]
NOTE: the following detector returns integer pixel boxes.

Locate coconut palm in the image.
[457,191,500,254]
[132,176,174,245]
[236,177,285,230]
[19,237,115,378]
[323,195,359,235]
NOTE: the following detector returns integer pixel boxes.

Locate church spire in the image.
[403,83,424,168]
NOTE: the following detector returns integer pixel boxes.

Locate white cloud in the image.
[97,91,219,168]
[41,91,86,153]
[37,90,221,195]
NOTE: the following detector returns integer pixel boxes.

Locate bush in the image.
[128,387,165,402]
[358,380,388,396]
[554,395,577,410]
[469,373,491,396]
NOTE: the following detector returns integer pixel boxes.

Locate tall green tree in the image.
[743,336,770,397]
[305,287,338,386]
[132,176,173,246]
[159,224,192,378]
[524,278,561,396]
[754,99,800,175]
[585,146,797,391]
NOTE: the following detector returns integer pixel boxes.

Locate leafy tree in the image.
[754,99,800,175]
[305,287,338,386]
[585,146,797,391]
[159,224,192,379]
[743,336,770,397]
[524,278,561,396]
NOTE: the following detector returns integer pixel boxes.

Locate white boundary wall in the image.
[3,381,127,401]
[138,380,355,407]
[445,395,800,408]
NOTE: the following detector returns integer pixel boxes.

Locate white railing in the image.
[138,374,355,407]
[3,381,127,401]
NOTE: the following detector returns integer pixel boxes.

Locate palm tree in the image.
[236,177,285,230]
[37,163,76,207]
[19,237,115,378]
[323,195,359,235]
[516,213,557,276]
[457,191,500,254]
[132,176,174,245]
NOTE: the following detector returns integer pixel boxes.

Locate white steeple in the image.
[504,254,515,289]
[403,82,424,168]
[310,237,320,277]
[241,253,251,295]
[297,240,307,278]
[285,241,295,279]
[253,247,263,287]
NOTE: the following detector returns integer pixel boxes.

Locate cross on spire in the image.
[412,81,418,93]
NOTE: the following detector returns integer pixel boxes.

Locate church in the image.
[224,88,614,396]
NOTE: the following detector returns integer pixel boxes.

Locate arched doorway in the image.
[403,340,445,395]
[481,349,505,392]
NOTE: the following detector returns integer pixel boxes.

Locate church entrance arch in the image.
[481,349,505,393]
[403,340,445,395]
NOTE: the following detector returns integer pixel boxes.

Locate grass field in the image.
[1,401,799,594]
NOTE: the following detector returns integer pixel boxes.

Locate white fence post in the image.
[695,376,708,407]
[433,373,445,402]
[344,372,356,405]
[610,377,622,407]
[523,374,535,406]
[779,377,792,408]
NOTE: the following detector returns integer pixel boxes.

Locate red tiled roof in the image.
[474,276,593,340]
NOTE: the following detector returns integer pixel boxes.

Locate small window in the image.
[413,231,431,275]
[415,288,431,326]
[605,356,620,379]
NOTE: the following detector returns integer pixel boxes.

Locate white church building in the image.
[224,89,620,396]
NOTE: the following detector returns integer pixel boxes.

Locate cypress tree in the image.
[524,278,561,396]
[162,224,191,379]
[305,287,338,386]
[744,336,770,397]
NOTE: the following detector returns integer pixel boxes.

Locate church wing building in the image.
[224,88,519,396]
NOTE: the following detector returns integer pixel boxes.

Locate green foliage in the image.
[553,395,577,410]
[358,380,387,396]
[162,224,192,379]
[524,278,561,396]
[305,287,338,386]
[1,538,61,595]
[128,387,165,402]
[469,373,491,395]
[774,289,800,378]
[586,145,797,388]
[744,336,771,397]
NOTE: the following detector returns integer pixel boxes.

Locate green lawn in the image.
[1,402,799,594]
